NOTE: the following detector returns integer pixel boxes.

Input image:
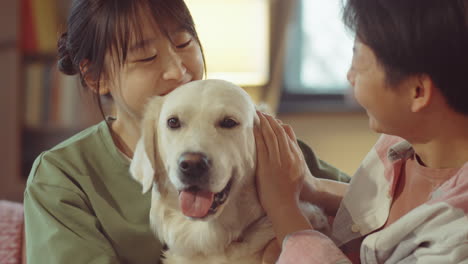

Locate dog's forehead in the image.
[162,80,255,113]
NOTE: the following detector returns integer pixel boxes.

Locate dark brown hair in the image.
[57,0,207,118]
[342,0,468,115]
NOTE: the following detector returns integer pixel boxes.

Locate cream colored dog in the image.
[130,79,328,264]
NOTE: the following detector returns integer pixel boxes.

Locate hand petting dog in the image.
[254,111,314,247]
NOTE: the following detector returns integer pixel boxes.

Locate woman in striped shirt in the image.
[255,0,468,263]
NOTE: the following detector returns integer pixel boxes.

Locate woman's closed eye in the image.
[176,39,192,49]
[128,39,158,63]
[136,54,158,63]
[171,30,194,49]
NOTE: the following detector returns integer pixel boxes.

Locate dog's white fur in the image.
[130,79,328,264]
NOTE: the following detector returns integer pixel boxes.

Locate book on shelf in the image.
[21,0,59,55]
[59,73,81,128]
[23,62,82,129]
[21,0,37,54]
[24,62,43,127]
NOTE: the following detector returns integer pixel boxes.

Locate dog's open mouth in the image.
[178,179,233,219]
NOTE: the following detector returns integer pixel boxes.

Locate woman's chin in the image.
[368,118,383,134]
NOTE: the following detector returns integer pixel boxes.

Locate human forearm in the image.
[266,199,313,248]
[301,177,349,217]
[267,177,348,247]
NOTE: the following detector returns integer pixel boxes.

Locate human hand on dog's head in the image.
[253,111,306,214]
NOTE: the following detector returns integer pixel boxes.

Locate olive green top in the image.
[24,120,349,264]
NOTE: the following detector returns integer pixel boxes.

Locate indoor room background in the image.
[0,0,379,202]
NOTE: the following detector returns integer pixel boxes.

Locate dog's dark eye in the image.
[219,118,238,129]
[167,117,181,129]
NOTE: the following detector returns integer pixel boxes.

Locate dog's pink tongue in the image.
[179,190,214,218]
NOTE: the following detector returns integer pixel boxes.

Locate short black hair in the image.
[343,0,468,115]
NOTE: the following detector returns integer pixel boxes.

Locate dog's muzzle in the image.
[177,152,233,219]
[178,152,211,184]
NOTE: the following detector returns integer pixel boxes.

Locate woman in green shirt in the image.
[24,0,349,263]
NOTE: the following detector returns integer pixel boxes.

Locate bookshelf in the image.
[0,0,21,202]
[0,0,103,202]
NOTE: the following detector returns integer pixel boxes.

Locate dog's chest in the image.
[162,245,264,264]
[158,212,276,264]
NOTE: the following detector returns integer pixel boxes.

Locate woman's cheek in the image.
[351,81,366,108]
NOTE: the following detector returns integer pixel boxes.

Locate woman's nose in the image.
[346,67,355,87]
[162,54,186,81]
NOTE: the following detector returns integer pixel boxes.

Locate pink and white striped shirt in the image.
[278,134,468,264]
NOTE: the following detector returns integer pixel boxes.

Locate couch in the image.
[0,200,26,264]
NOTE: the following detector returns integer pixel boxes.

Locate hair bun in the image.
[57,32,78,75]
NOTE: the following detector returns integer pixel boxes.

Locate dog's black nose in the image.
[178,152,210,178]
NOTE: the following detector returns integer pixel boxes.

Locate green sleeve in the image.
[298,140,351,183]
[24,154,120,264]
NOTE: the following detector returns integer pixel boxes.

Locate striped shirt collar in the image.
[387,139,414,162]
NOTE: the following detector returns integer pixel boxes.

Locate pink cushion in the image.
[0,200,24,264]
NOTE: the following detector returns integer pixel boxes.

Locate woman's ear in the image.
[79,60,110,95]
[410,74,433,113]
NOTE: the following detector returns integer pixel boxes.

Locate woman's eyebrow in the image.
[173,26,187,33]
[129,38,157,53]
[166,25,190,35]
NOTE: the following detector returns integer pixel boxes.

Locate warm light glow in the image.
[185,0,270,86]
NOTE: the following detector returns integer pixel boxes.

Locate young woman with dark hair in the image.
[24,1,206,263]
[256,0,468,263]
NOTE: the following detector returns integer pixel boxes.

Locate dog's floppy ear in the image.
[130,96,165,194]
[131,139,154,193]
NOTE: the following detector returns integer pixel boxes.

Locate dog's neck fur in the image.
[150,177,273,258]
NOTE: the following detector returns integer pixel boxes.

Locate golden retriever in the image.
[130,79,328,264]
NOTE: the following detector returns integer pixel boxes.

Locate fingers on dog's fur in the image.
[257,112,280,160]
[278,123,301,158]
[255,103,273,116]
[254,118,268,162]
[254,110,261,127]
[264,114,290,155]
[282,124,296,143]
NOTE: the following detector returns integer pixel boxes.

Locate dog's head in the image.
[130,79,259,220]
